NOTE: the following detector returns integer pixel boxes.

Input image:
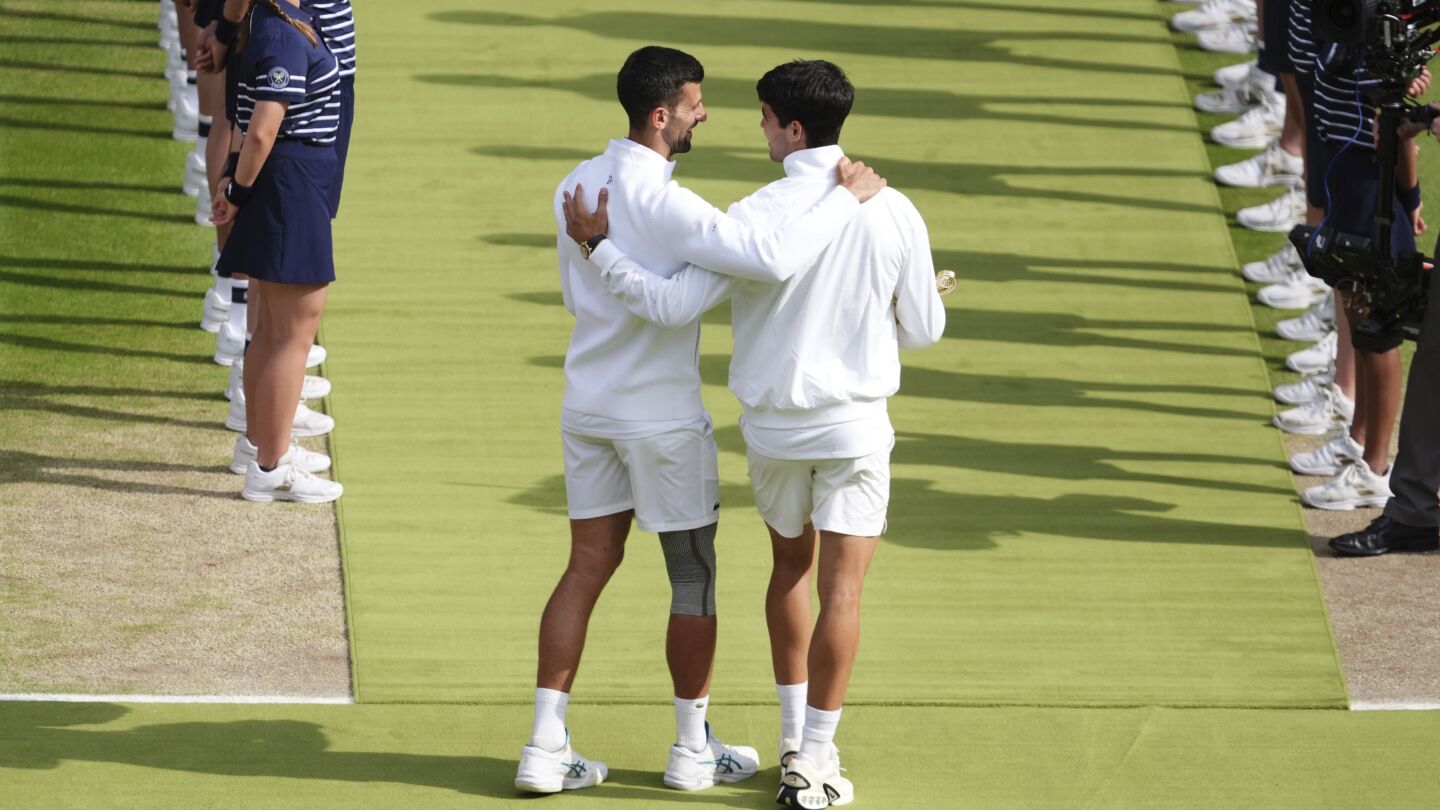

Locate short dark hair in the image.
[617,46,705,131]
[756,60,854,149]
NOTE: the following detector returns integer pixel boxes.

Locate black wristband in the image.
[224,178,252,207]
[215,15,239,46]
[1400,183,1422,215]
[220,153,239,180]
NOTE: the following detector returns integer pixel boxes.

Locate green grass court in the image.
[3,0,1440,806]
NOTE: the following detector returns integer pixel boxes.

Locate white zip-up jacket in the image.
[554,139,863,427]
[585,145,947,447]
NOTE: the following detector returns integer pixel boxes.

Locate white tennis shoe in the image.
[231,435,331,475]
[1274,382,1353,435]
[1290,431,1364,476]
[1214,140,1304,188]
[1242,243,1303,284]
[1275,366,1335,405]
[1197,21,1258,54]
[664,726,760,791]
[201,288,229,333]
[515,737,608,794]
[1302,459,1392,511]
[777,748,854,808]
[1258,268,1330,310]
[226,393,335,437]
[1172,0,1254,32]
[1286,331,1339,374]
[1213,59,1256,87]
[1276,295,1335,342]
[214,322,246,366]
[1212,93,1285,149]
[241,458,343,504]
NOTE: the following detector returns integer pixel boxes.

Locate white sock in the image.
[227,279,248,334]
[776,682,807,742]
[799,705,841,765]
[675,694,709,751]
[530,687,568,751]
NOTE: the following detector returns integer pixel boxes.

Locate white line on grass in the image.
[1351,701,1440,711]
[0,694,353,704]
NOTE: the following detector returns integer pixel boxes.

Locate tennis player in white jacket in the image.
[562,59,946,809]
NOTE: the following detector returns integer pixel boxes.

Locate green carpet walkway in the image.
[329,0,1344,706]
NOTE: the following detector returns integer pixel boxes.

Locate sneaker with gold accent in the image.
[241,457,343,503]
[777,747,854,808]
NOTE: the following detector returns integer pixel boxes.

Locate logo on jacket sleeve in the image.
[267,66,290,89]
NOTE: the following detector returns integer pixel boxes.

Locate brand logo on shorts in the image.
[267,66,290,89]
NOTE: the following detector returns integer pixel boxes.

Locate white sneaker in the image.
[1196,21,1258,54]
[231,435,331,475]
[226,393,335,437]
[308,343,327,369]
[1195,81,1263,115]
[1276,295,1335,342]
[194,185,214,228]
[172,84,199,142]
[1214,59,1256,87]
[514,737,607,794]
[214,322,247,366]
[1301,459,1392,510]
[1274,383,1353,435]
[226,361,331,402]
[664,726,760,791]
[779,737,802,775]
[1290,431,1364,476]
[1214,141,1305,188]
[1212,92,1285,149]
[1258,267,1330,308]
[777,749,854,809]
[201,288,230,333]
[1275,366,1335,405]
[1172,0,1255,32]
[1243,244,1303,284]
[1286,331,1339,373]
[241,458,343,504]
[183,148,207,197]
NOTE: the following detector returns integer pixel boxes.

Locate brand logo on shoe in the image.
[566,761,587,778]
[267,66,290,89]
[713,753,740,774]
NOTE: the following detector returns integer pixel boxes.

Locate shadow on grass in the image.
[0,192,190,222]
[0,269,194,299]
[0,702,781,805]
[428,10,1177,78]
[0,333,209,365]
[0,178,180,195]
[0,94,162,111]
[0,253,201,276]
[0,7,152,32]
[430,73,1192,133]
[886,479,1306,551]
[0,451,232,497]
[0,58,157,80]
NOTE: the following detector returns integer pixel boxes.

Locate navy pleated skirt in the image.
[217,139,337,285]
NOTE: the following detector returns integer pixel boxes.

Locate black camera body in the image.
[1292,0,1440,350]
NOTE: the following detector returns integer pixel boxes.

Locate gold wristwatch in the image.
[578,234,607,260]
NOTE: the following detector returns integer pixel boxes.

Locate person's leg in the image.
[536,511,631,697]
[1359,347,1402,474]
[766,522,816,691]
[767,521,815,755]
[806,531,878,714]
[249,281,327,468]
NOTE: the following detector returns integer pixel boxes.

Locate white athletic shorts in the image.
[745,443,892,539]
[562,417,720,533]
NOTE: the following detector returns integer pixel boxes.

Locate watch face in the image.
[578,242,592,260]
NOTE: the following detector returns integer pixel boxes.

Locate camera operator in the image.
[1331,103,1440,555]
[1289,42,1428,510]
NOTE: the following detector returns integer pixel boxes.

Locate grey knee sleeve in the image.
[659,522,717,617]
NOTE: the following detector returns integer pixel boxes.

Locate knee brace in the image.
[659,522,717,617]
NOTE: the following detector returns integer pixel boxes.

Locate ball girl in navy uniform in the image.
[212,0,343,503]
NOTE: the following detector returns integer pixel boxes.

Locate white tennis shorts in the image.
[746,443,892,539]
[562,417,720,533]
